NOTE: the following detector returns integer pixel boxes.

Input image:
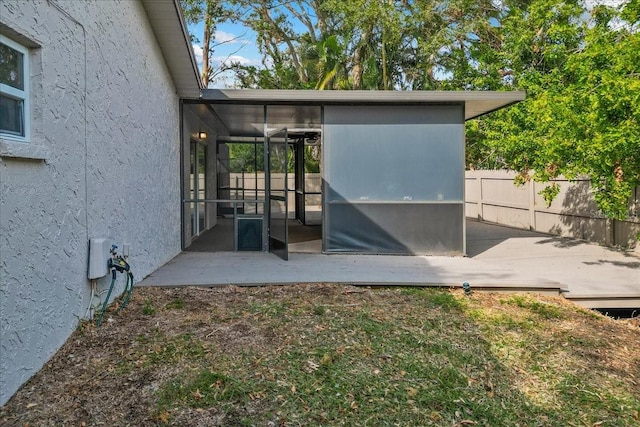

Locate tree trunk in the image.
[381,33,388,90]
[351,29,369,90]
[201,12,212,88]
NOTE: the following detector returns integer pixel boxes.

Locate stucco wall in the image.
[0,0,182,406]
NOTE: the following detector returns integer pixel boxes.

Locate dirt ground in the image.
[1,285,638,427]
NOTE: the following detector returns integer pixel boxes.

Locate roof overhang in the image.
[140,0,202,98]
[199,89,526,121]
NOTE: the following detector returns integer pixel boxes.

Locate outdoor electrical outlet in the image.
[88,238,110,279]
[123,244,130,257]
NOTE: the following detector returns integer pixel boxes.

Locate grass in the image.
[165,297,186,310]
[142,297,156,315]
[1,285,639,427]
[149,287,639,426]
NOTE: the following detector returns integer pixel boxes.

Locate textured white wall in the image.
[0,0,182,405]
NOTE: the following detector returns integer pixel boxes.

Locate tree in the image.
[302,35,348,90]
[223,0,329,87]
[216,1,519,91]
[480,1,640,220]
[182,0,233,87]
[465,0,586,171]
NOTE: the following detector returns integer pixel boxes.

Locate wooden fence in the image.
[465,170,639,248]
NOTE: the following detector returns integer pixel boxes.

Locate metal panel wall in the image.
[323,105,465,254]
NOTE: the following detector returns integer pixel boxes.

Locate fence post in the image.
[529,178,536,231]
[604,218,615,246]
[478,175,484,221]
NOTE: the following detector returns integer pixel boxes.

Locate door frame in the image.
[265,127,289,260]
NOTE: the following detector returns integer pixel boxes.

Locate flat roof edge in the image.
[200,89,526,104]
[198,89,526,120]
[464,98,523,121]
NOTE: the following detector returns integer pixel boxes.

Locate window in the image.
[0,35,29,141]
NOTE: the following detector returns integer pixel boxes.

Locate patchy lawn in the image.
[1,285,638,427]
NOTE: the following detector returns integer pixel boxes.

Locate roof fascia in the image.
[140,0,202,97]
[198,89,526,121]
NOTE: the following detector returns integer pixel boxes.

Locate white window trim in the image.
[0,34,30,142]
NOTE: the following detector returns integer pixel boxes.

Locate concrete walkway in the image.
[466,221,640,307]
[139,220,640,308]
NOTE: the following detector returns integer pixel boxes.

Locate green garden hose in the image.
[97,269,117,326]
[117,272,135,313]
[97,267,135,326]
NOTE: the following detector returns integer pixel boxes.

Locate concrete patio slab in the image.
[139,251,564,292]
[466,221,640,308]
[138,220,640,308]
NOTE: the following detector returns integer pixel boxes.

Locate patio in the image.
[139,220,640,308]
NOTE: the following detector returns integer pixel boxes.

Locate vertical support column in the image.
[461,103,466,256]
[320,106,326,253]
[205,137,217,229]
[263,105,269,252]
[605,218,617,246]
[179,101,185,250]
[294,136,305,224]
[529,177,537,231]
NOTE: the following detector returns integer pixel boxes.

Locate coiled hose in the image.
[96,269,135,326]
[118,271,135,313]
[97,269,117,327]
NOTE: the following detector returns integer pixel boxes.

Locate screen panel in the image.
[325,203,464,254]
[324,105,464,203]
[323,105,465,255]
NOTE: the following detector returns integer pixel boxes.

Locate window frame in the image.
[0,34,30,142]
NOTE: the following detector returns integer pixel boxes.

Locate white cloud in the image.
[584,0,625,8]
[214,30,253,46]
[215,30,239,44]
[213,54,260,67]
[192,44,203,66]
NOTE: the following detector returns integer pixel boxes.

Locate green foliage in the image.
[478,1,640,220]
[213,0,512,91]
[539,183,561,208]
[227,143,264,173]
[226,142,317,174]
[304,35,345,90]
[304,146,320,173]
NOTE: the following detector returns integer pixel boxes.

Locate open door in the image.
[267,128,289,260]
[294,137,305,224]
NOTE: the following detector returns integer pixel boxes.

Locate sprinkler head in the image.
[462,282,472,296]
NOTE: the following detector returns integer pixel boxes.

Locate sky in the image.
[188,20,262,88]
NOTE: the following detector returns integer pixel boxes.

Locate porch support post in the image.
[263,105,269,252]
